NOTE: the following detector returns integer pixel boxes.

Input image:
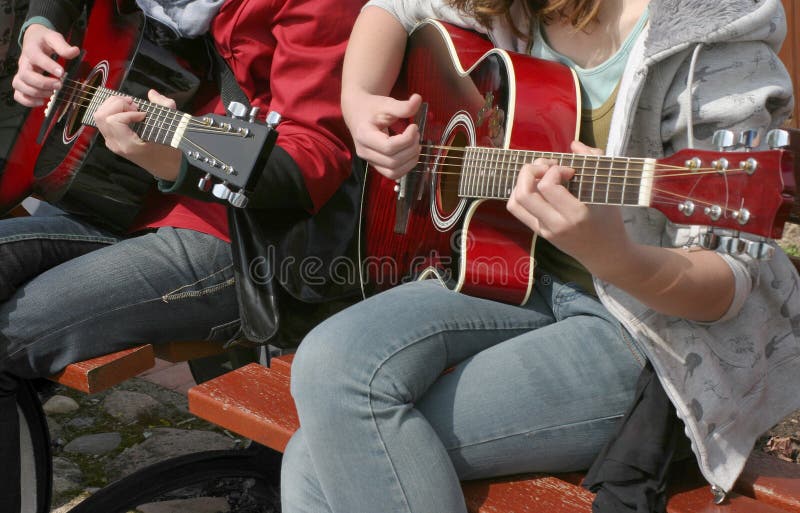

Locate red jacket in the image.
[210,0,362,212]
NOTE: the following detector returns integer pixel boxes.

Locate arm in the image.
[508,39,794,323]
[13,0,82,106]
[340,6,423,180]
[165,0,365,211]
[508,144,736,322]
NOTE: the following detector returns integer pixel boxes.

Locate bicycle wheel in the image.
[67,442,281,513]
[17,380,53,513]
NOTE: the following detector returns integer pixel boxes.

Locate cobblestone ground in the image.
[41,369,280,513]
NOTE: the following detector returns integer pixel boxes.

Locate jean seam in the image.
[162,277,235,302]
[3,267,236,363]
[0,233,119,245]
[162,265,234,301]
[365,322,546,513]
[443,412,626,452]
[619,324,646,368]
[3,295,166,363]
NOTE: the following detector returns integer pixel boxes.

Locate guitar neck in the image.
[81,87,192,148]
[459,146,656,207]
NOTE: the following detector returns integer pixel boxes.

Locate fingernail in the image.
[54,67,63,77]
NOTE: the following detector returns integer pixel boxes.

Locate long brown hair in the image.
[449,0,602,35]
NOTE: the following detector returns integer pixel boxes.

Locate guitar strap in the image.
[207,35,251,110]
[204,35,284,348]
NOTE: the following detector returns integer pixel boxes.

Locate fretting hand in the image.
[93,89,183,181]
[506,141,633,278]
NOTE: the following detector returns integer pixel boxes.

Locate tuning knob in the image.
[248,106,260,123]
[745,239,775,260]
[197,172,213,192]
[227,101,248,120]
[712,130,736,151]
[228,190,249,208]
[766,129,790,149]
[738,129,760,151]
[211,182,232,201]
[266,111,282,129]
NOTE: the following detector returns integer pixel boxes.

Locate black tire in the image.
[17,380,53,513]
[67,443,281,513]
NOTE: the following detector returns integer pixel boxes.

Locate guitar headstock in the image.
[652,129,795,247]
[178,105,281,208]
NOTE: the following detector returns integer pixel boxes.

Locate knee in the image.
[290,316,366,412]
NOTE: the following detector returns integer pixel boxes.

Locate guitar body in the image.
[360,20,580,304]
[1,0,212,231]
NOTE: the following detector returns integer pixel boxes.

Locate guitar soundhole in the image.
[62,70,105,141]
[436,131,467,217]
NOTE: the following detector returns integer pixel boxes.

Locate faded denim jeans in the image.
[0,211,239,510]
[282,277,646,513]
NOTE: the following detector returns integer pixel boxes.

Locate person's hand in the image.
[12,24,80,107]
[506,140,632,274]
[93,89,183,181]
[346,92,422,180]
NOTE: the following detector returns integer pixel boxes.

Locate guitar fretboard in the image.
[81,87,191,148]
[459,146,656,207]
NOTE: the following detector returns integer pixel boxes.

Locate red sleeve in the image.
[211,0,364,212]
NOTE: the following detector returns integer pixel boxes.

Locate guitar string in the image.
[57,78,219,128]
[406,158,752,178]
[50,82,244,167]
[53,80,763,175]
[384,174,752,218]
[51,89,233,138]
[54,81,233,134]
[51,82,771,196]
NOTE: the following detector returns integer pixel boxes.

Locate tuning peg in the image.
[228,190,249,208]
[712,130,736,151]
[211,182,232,201]
[744,239,775,260]
[248,106,260,123]
[766,129,790,149]
[197,172,213,192]
[699,229,720,250]
[738,129,760,151]
[266,111,282,129]
[719,235,745,255]
[227,101,248,120]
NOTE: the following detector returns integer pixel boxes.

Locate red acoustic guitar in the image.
[0,0,277,232]
[359,19,796,304]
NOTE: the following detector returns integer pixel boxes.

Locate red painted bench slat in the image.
[189,362,297,452]
[49,344,155,394]
[152,340,226,363]
[187,360,800,512]
[738,451,800,512]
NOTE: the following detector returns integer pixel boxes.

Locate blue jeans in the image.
[0,211,239,510]
[282,277,646,513]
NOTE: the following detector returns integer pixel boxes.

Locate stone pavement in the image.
[45,359,274,513]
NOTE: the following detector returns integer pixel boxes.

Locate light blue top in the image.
[530,9,649,109]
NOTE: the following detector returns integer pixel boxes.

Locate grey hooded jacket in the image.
[368,0,799,495]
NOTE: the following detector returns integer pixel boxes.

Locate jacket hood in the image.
[646,0,786,59]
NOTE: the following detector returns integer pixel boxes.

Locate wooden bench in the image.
[187,354,800,513]
[48,340,226,394]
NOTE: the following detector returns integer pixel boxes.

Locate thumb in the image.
[376,93,423,127]
[570,140,603,156]
[43,31,80,60]
[148,89,177,109]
